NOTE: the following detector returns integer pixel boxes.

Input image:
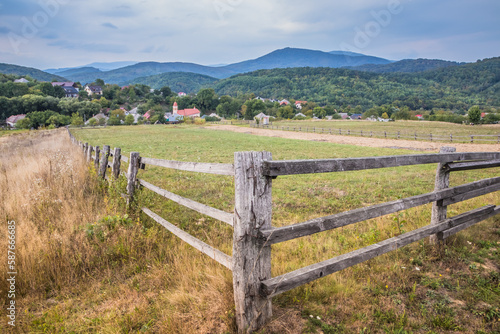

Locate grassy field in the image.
[252,120,500,142]
[2,125,500,333]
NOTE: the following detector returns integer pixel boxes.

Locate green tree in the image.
[71,113,84,127]
[15,117,31,129]
[124,114,135,125]
[313,107,326,119]
[468,105,481,123]
[88,118,97,127]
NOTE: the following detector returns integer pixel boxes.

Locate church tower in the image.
[173,101,178,114]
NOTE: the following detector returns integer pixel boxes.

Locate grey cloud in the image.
[102,22,118,29]
[48,40,128,53]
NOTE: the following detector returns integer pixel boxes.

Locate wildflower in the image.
[467,241,472,245]
[415,267,420,271]
[309,315,313,318]
[386,285,388,289]
[317,316,321,320]
[439,274,442,277]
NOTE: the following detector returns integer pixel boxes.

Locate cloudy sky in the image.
[0,0,499,70]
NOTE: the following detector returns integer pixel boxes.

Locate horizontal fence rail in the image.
[259,176,500,244]
[250,123,500,144]
[142,207,233,270]
[141,157,234,176]
[263,152,500,176]
[67,127,500,333]
[261,205,500,297]
[138,179,234,226]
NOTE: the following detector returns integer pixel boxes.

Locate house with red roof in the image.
[173,102,200,118]
[295,101,308,109]
[6,114,26,128]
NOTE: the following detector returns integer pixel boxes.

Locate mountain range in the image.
[1,47,491,95]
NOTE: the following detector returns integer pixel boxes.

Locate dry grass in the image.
[0,129,235,333]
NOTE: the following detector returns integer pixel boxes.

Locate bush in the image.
[194,117,206,125]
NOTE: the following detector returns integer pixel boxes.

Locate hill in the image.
[46,48,393,84]
[126,72,218,93]
[348,58,463,73]
[0,63,67,82]
[211,57,500,110]
[221,47,392,73]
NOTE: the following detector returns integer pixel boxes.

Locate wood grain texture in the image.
[99,145,110,179]
[126,152,140,205]
[262,152,500,176]
[259,176,500,245]
[112,147,121,179]
[446,160,500,172]
[94,146,100,171]
[141,157,234,176]
[138,178,234,226]
[430,147,456,244]
[261,205,497,298]
[233,151,273,333]
[142,207,232,270]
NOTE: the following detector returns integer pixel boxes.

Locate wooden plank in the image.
[142,207,232,270]
[138,179,234,226]
[443,182,500,206]
[112,147,121,179]
[121,155,129,163]
[439,206,500,239]
[259,176,500,245]
[233,151,273,333]
[430,147,456,244]
[446,160,500,172]
[99,145,110,179]
[140,157,234,176]
[127,152,140,205]
[262,152,500,176]
[94,146,100,171]
[261,205,496,298]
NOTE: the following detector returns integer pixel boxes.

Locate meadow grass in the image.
[2,125,499,333]
[251,120,500,142]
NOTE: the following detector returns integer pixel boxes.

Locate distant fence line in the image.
[247,123,500,144]
[67,128,500,333]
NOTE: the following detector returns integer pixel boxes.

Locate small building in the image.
[86,113,108,125]
[295,101,307,109]
[6,114,26,127]
[84,85,103,96]
[61,86,79,98]
[294,112,307,118]
[14,78,29,83]
[172,102,200,118]
[254,112,270,125]
[339,113,349,120]
[178,92,187,97]
[279,99,290,106]
[416,114,424,120]
[350,114,363,120]
[52,82,79,89]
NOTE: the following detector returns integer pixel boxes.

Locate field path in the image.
[207,125,500,153]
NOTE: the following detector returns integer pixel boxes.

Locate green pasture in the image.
[71,125,500,333]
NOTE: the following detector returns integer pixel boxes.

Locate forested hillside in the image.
[128,72,218,93]
[212,57,500,111]
[0,63,66,82]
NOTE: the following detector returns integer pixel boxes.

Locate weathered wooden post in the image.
[112,148,122,179]
[430,146,456,244]
[233,151,273,333]
[99,145,110,179]
[94,146,100,171]
[126,152,140,205]
[87,145,93,163]
[84,143,88,157]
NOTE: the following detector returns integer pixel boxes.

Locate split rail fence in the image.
[250,123,500,144]
[67,128,500,333]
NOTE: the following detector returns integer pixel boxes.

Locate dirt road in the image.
[207,125,500,153]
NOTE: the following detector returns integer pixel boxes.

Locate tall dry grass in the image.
[0,129,235,333]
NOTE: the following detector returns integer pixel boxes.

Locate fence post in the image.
[233,151,273,333]
[94,146,100,171]
[99,145,110,179]
[126,152,140,205]
[112,147,121,179]
[83,143,88,157]
[87,145,93,163]
[430,146,456,244]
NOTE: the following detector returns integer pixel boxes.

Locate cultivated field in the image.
[2,125,500,333]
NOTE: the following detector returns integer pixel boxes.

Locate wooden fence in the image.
[67,128,500,333]
[251,123,500,143]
